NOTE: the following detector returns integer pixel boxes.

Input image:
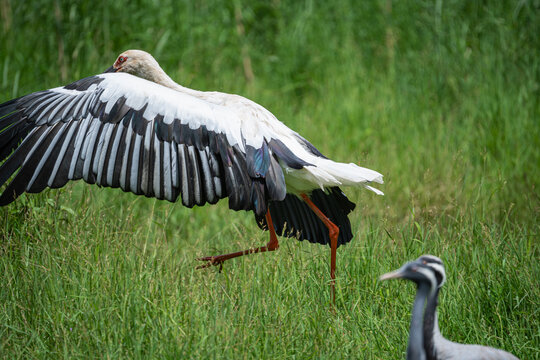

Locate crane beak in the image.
[379,262,415,281]
[379,268,405,281]
[103,66,117,73]
[380,260,422,281]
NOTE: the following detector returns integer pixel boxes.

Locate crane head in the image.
[380,255,446,291]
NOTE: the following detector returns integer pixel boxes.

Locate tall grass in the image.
[1,0,538,358]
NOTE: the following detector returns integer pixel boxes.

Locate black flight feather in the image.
[256,187,356,247]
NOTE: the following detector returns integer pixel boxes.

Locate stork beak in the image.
[103,66,117,73]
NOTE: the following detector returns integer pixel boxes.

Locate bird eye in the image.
[118,56,126,63]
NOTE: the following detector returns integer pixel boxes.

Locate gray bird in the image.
[380,255,519,360]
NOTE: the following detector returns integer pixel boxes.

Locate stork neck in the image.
[423,288,441,360]
[408,282,429,360]
[151,67,205,98]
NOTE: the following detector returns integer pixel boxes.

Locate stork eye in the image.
[118,56,127,63]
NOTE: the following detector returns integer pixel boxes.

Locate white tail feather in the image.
[294,158,384,195]
[318,159,383,183]
[364,184,384,195]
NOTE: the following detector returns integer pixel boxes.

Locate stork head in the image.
[380,255,446,292]
[104,50,164,82]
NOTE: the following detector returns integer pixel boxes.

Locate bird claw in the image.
[196,256,215,262]
[195,257,224,272]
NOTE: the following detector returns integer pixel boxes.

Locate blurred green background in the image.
[0,0,538,359]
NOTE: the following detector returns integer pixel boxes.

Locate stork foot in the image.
[196,211,279,272]
[195,244,277,271]
[195,255,229,271]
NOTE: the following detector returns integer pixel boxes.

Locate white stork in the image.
[0,50,383,296]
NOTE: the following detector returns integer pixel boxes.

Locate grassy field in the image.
[0,0,538,358]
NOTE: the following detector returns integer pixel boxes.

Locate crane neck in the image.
[408,282,429,360]
[423,288,441,360]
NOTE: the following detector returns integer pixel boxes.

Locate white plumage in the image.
[0,49,382,280]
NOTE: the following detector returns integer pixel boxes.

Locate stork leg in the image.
[300,193,339,303]
[196,211,279,270]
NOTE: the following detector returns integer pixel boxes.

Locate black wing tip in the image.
[0,99,19,119]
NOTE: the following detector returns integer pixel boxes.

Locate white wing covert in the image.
[0,73,291,216]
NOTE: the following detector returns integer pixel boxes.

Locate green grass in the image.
[0,0,539,358]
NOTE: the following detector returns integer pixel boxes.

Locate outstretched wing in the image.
[0,73,289,216]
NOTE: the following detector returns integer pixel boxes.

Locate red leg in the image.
[196,211,279,269]
[300,193,339,303]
